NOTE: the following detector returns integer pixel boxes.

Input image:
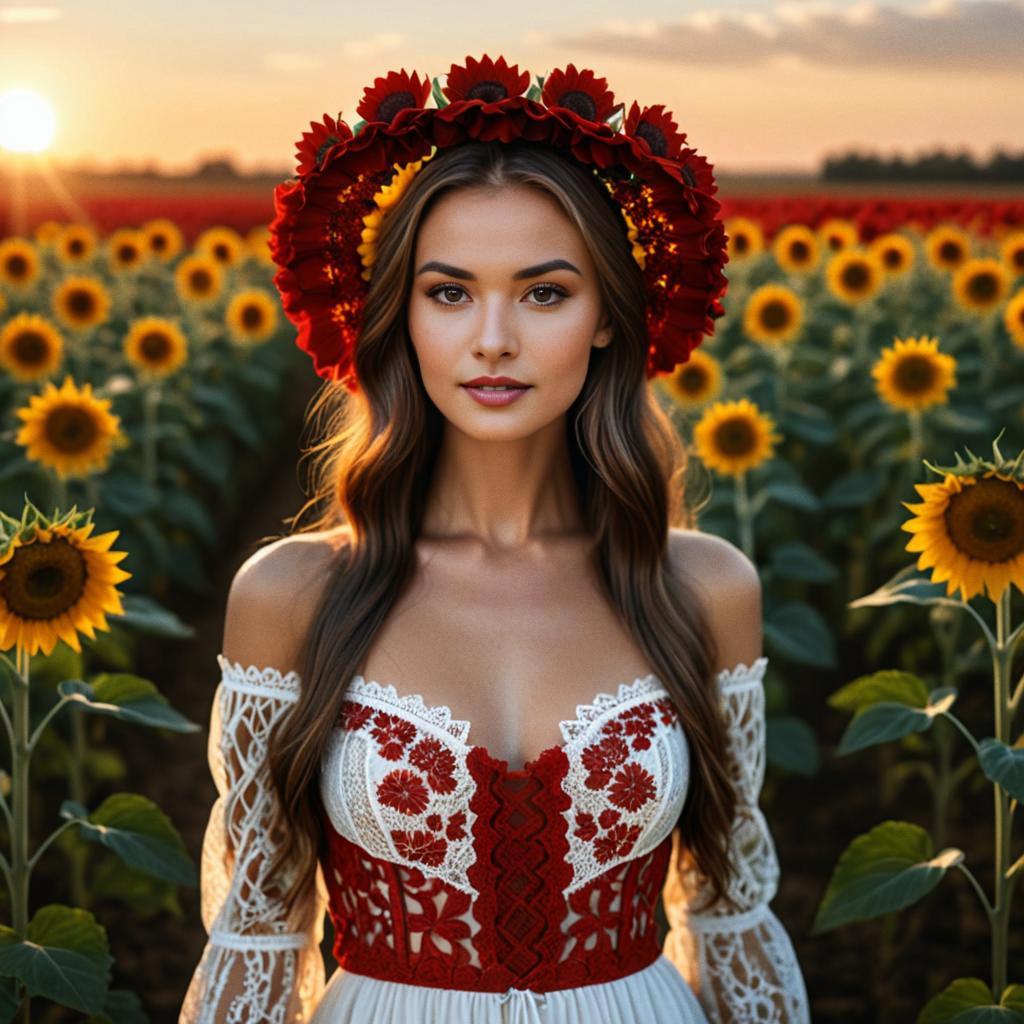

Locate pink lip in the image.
[460,384,532,407]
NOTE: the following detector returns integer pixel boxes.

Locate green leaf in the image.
[978,739,1024,803]
[767,541,838,583]
[763,601,837,667]
[849,564,963,611]
[762,478,821,512]
[98,474,160,518]
[0,905,112,1014]
[108,594,194,638]
[86,986,148,1023]
[60,792,197,887]
[918,976,1024,1023]
[765,714,820,775]
[161,490,218,547]
[58,674,199,732]
[0,976,21,1023]
[89,853,182,919]
[822,468,888,510]
[778,402,839,445]
[813,821,962,934]
[836,688,956,756]
[829,670,931,713]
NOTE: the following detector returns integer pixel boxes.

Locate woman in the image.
[179,55,811,1023]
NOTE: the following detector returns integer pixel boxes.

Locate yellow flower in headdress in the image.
[359,153,434,282]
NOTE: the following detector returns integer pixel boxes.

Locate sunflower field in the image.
[0,192,1023,1022]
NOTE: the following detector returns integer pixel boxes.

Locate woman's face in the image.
[407,183,613,439]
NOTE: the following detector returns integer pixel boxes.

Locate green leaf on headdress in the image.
[431,76,448,109]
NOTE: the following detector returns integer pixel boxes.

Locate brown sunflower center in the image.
[189,268,213,293]
[884,247,903,268]
[636,121,667,157]
[0,536,87,620]
[714,417,756,456]
[789,240,810,262]
[1018,306,1024,328]
[467,81,508,103]
[213,243,230,262]
[151,234,167,251]
[5,254,29,280]
[733,233,749,254]
[44,405,99,453]
[967,271,998,302]
[556,90,597,121]
[760,300,791,331]
[68,288,96,318]
[68,238,85,256]
[13,330,49,366]
[841,261,870,291]
[679,366,708,393]
[241,303,265,329]
[1013,248,1024,271]
[828,235,843,250]
[894,354,937,394]
[139,331,171,361]
[316,133,342,166]
[117,243,138,262]
[376,91,416,123]
[944,476,1024,564]
[939,240,963,263]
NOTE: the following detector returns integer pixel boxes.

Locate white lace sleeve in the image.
[662,656,811,1023]
[179,656,328,1024]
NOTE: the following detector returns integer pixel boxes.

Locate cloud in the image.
[0,5,61,22]
[265,52,327,73]
[546,0,1024,72]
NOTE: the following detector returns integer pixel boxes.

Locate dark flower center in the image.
[939,240,962,263]
[556,90,597,121]
[213,243,231,262]
[6,254,28,279]
[117,243,138,262]
[894,354,936,394]
[734,233,749,254]
[190,269,213,293]
[152,234,167,251]
[242,304,265,329]
[841,261,870,291]
[68,289,96,318]
[945,476,1024,563]
[679,365,708,393]
[789,240,810,262]
[967,271,998,303]
[13,330,48,365]
[636,121,667,157]
[68,238,85,255]
[44,406,99,453]
[377,91,416,123]
[0,536,87,619]
[884,247,903,268]
[139,331,171,361]
[760,300,791,330]
[715,417,755,455]
[467,81,508,103]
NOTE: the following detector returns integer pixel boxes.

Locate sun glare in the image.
[0,88,57,153]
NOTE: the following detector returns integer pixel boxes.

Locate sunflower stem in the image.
[907,409,925,484]
[142,382,159,487]
[10,644,31,1020]
[991,586,1013,997]
[67,704,89,907]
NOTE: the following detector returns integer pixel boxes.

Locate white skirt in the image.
[310,954,709,1024]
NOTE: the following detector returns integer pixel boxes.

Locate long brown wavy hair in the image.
[262,138,738,922]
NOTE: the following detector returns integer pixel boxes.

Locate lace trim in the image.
[216,654,301,702]
[715,656,768,693]
[684,901,771,935]
[559,674,665,743]
[210,928,315,951]
[348,675,472,744]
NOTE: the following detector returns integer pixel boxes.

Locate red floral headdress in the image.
[269,54,729,392]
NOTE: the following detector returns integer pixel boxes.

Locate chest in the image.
[356,541,657,769]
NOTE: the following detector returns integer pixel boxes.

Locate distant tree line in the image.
[823,148,1024,183]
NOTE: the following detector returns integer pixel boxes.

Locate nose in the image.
[472,295,520,363]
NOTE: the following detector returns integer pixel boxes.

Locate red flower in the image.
[406,881,473,964]
[377,769,430,816]
[593,822,642,864]
[655,696,679,726]
[294,111,353,177]
[338,700,373,731]
[574,812,598,842]
[446,811,467,841]
[540,63,619,124]
[357,68,432,125]
[598,808,621,829]
[408,737,458,793]
[392,828,448,867]
[442,55,530,104]
[608,762,657,811]
[621,703,658,750]
[623,101,687,161]
[425,813,443,832]
[371,711,418,759]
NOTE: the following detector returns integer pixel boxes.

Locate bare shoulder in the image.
[221,525,352,675]
[667,527,763,676]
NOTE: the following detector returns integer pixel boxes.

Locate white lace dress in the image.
[179,655,810,1024]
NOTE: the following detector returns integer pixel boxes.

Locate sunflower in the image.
[924,224,971,272]
[950,257,1012,315]
[900,437,1024,603]
[871,336,957,412]
[0,238,42,291]
[245,225,275,267]
[226,289,278,345]
[825,249,885,306]
[359,154,433,281]
[772,225,820,274]
[868,233,916,277]
[999,230,1024,278]
[658,349,722,408]
[0,313,65,382]
[818,218,860,253]
[174,254,224,303]
[743,284,804,346]
[106,228,148,273]
[14,375,125,480]
[195,226,246,267]
[55,224,98,265]
[692,398,781,477]
[51,276,113,332]
[34,220,64,247]
[123,316,189,377]
[724,217,765,261]
[0,508,132,657]
[140,218,184,263]
[1004,290,1024,349]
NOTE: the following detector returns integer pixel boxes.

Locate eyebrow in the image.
[415,258,582,280]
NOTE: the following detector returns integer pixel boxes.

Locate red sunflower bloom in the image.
[623,101,687,161]
[392,828,449,867]
[608,762,657,811]
[294,111,353,177]
[357,68,432,125]
[377,769,430,816]
[541,63,619,124]
[442,54,530,104]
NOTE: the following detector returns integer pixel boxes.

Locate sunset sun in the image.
[0,88,57,153]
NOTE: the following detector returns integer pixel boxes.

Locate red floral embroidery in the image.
[608,762,656,811]
[405,879,473,964]
[339,700,373,731]
[408,737,458,793]
[425,813,443,832]
[573,811,598,841]
[378,769,430,815]
[654,695,678,725]
[446,810,467,840]
[371,711,418,759]
[581,735,630,789]
[392,828,448,866]
[620,703,658,750]
[598,808,620,829]
[593,822,642,864]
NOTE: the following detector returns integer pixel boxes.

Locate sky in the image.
[0,0,1020,175]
